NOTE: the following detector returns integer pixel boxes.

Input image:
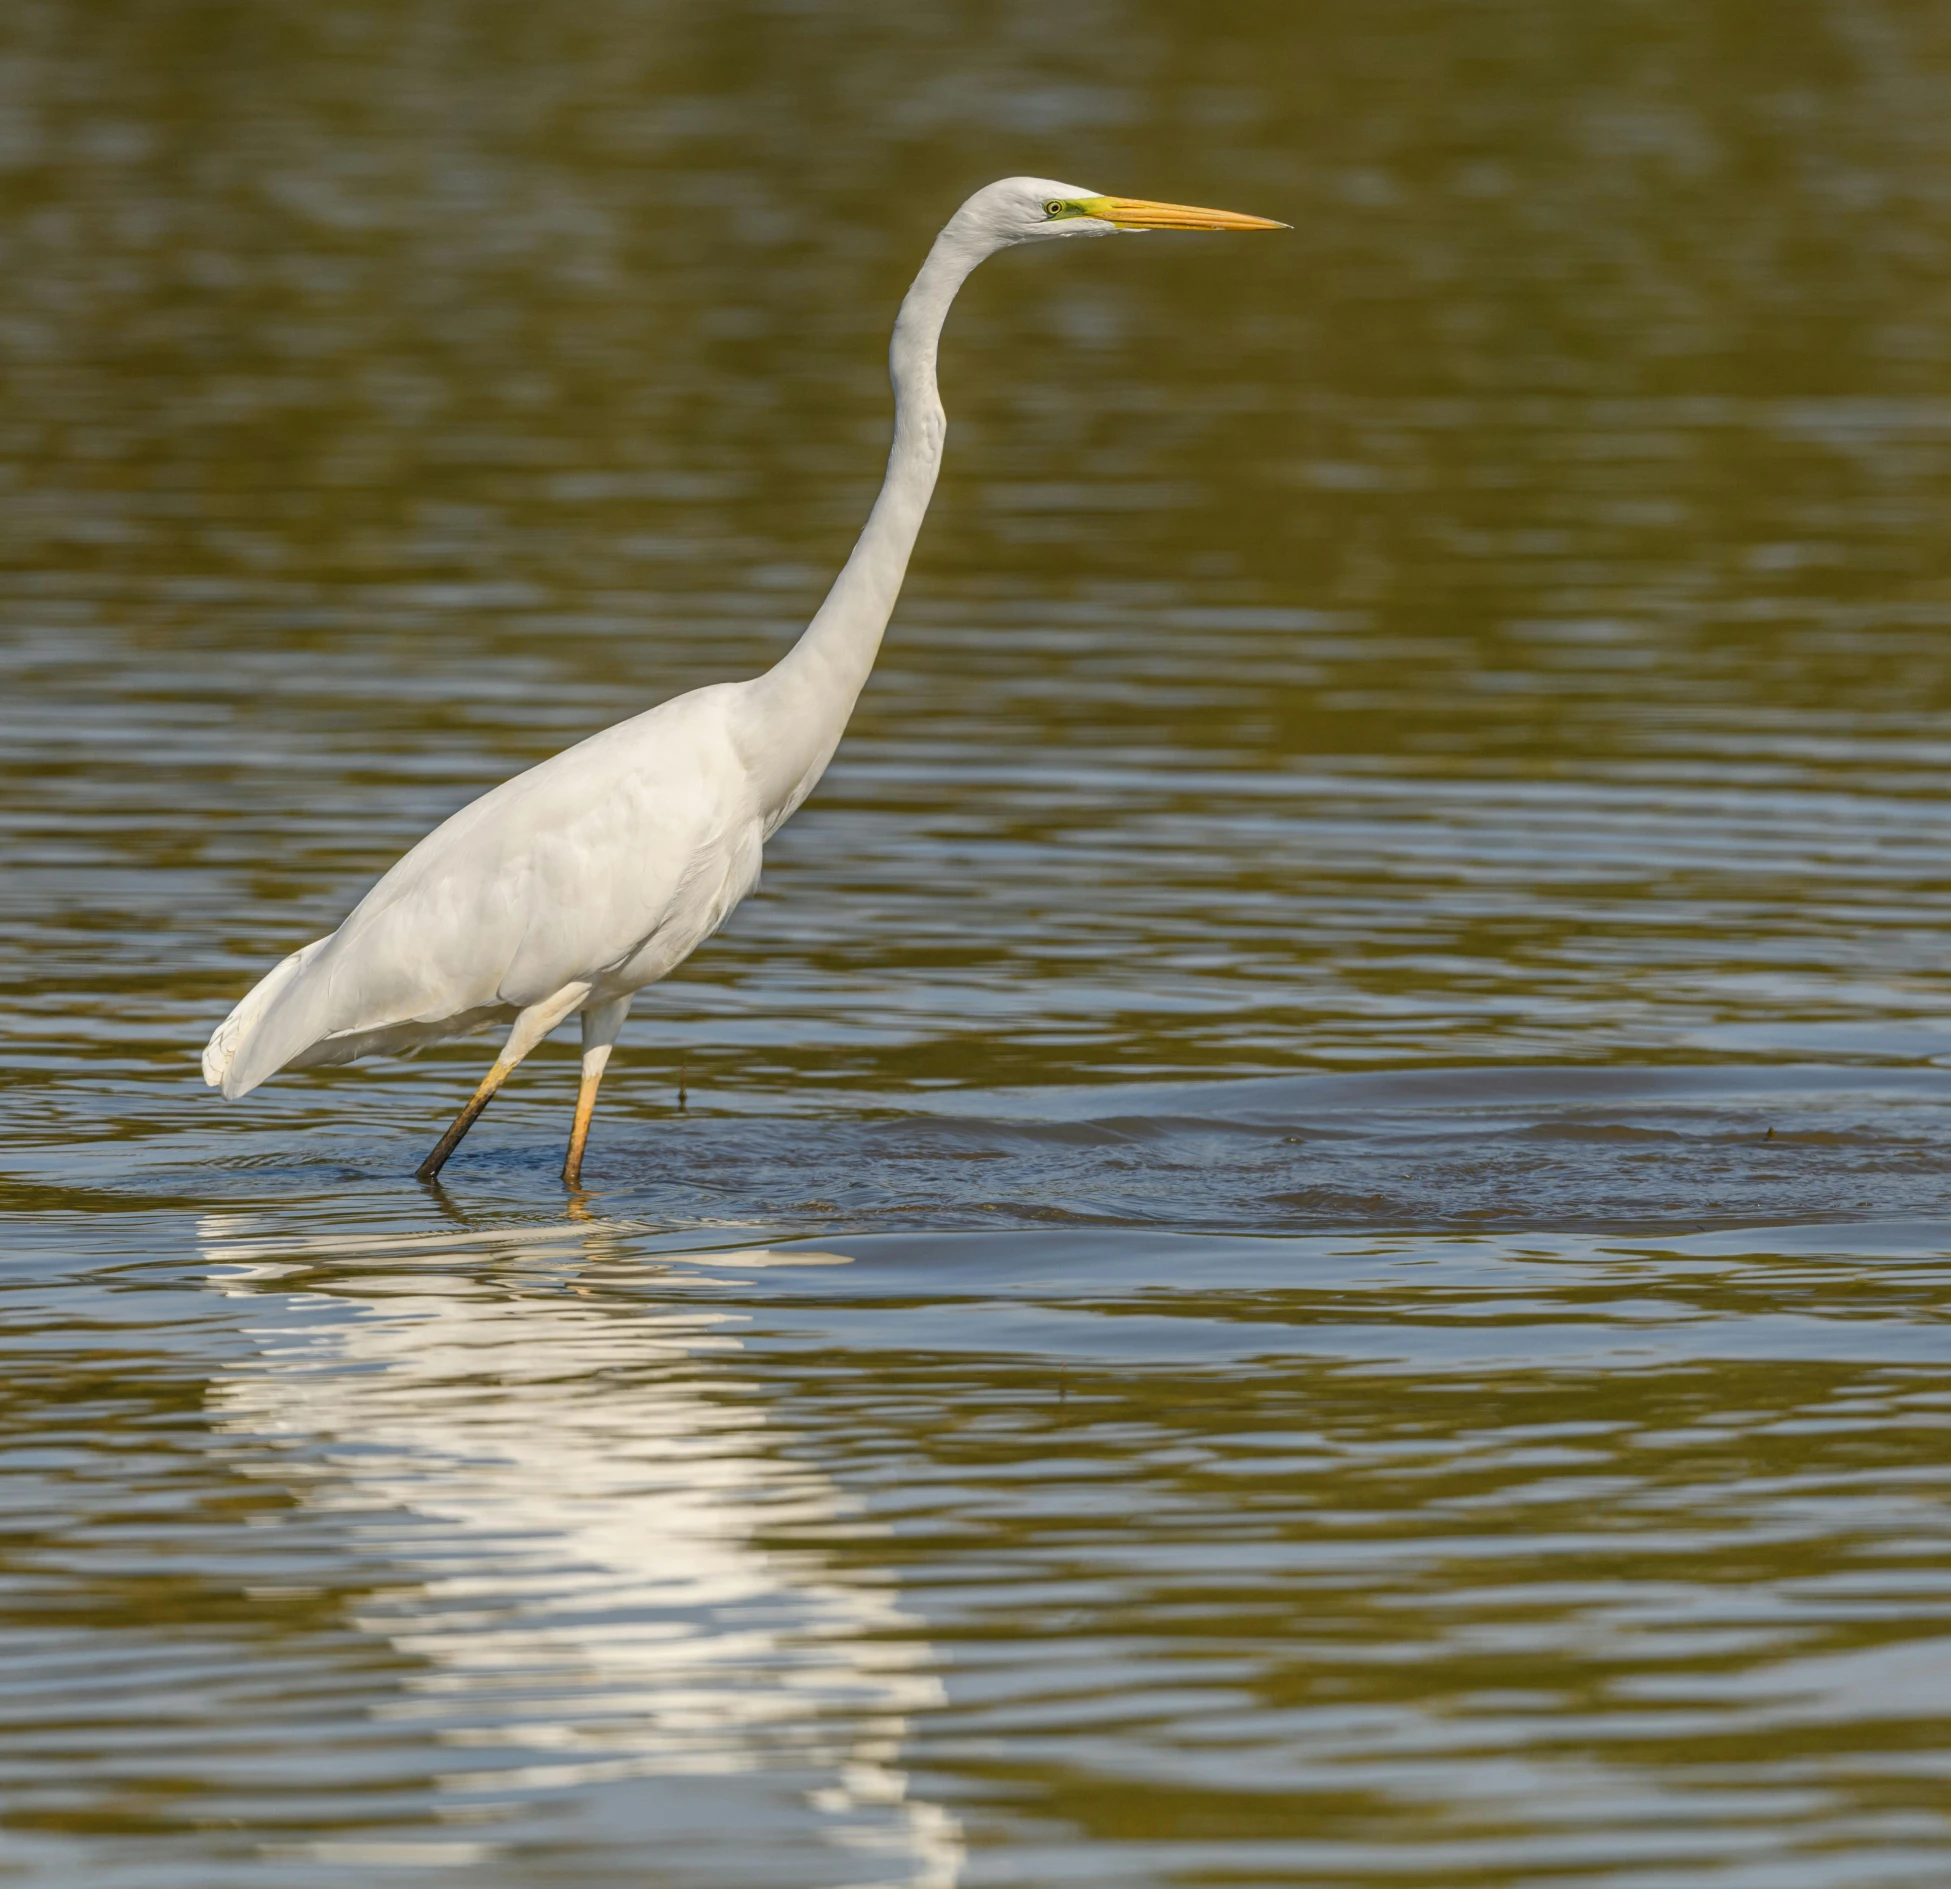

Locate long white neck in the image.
[742,227,985,823]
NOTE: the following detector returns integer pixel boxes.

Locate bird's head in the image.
[945,175,1289,252]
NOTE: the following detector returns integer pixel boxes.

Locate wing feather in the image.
[207,684,753,1098]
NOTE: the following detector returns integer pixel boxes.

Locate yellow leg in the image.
[414,983,593,1184]
[562,996,631,1188]
[562,1053,609,1188]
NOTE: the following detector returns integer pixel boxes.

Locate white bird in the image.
[202,178,1286,1185]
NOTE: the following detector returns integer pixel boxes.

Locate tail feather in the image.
[202,937,331,1098]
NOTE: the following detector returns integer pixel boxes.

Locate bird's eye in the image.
[1044,199,1068,218]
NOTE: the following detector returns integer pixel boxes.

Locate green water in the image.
[6,1,1951,1882]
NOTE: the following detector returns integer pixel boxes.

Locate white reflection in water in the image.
[198,1214,960,1888]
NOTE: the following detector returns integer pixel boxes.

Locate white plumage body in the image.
[204,682,766,1099]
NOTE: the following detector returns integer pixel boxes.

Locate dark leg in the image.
[416,1060,517,1182]
[414,984,593,1183]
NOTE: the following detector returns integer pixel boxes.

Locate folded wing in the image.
[205,684,757,1099]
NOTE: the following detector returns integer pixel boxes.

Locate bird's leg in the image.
[563,995,632,1188]
[415,1064,516,1183]
[415,984,593,1183]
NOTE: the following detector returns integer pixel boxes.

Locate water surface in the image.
[6,1,1951,1883]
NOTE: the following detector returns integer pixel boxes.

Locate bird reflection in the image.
[197,1212,961,1887]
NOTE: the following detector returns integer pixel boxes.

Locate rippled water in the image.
[7,0,1951,1882]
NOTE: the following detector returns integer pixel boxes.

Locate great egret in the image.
[202,177,1285,1184]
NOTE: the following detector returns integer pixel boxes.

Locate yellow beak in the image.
[1081,196,1289,232]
